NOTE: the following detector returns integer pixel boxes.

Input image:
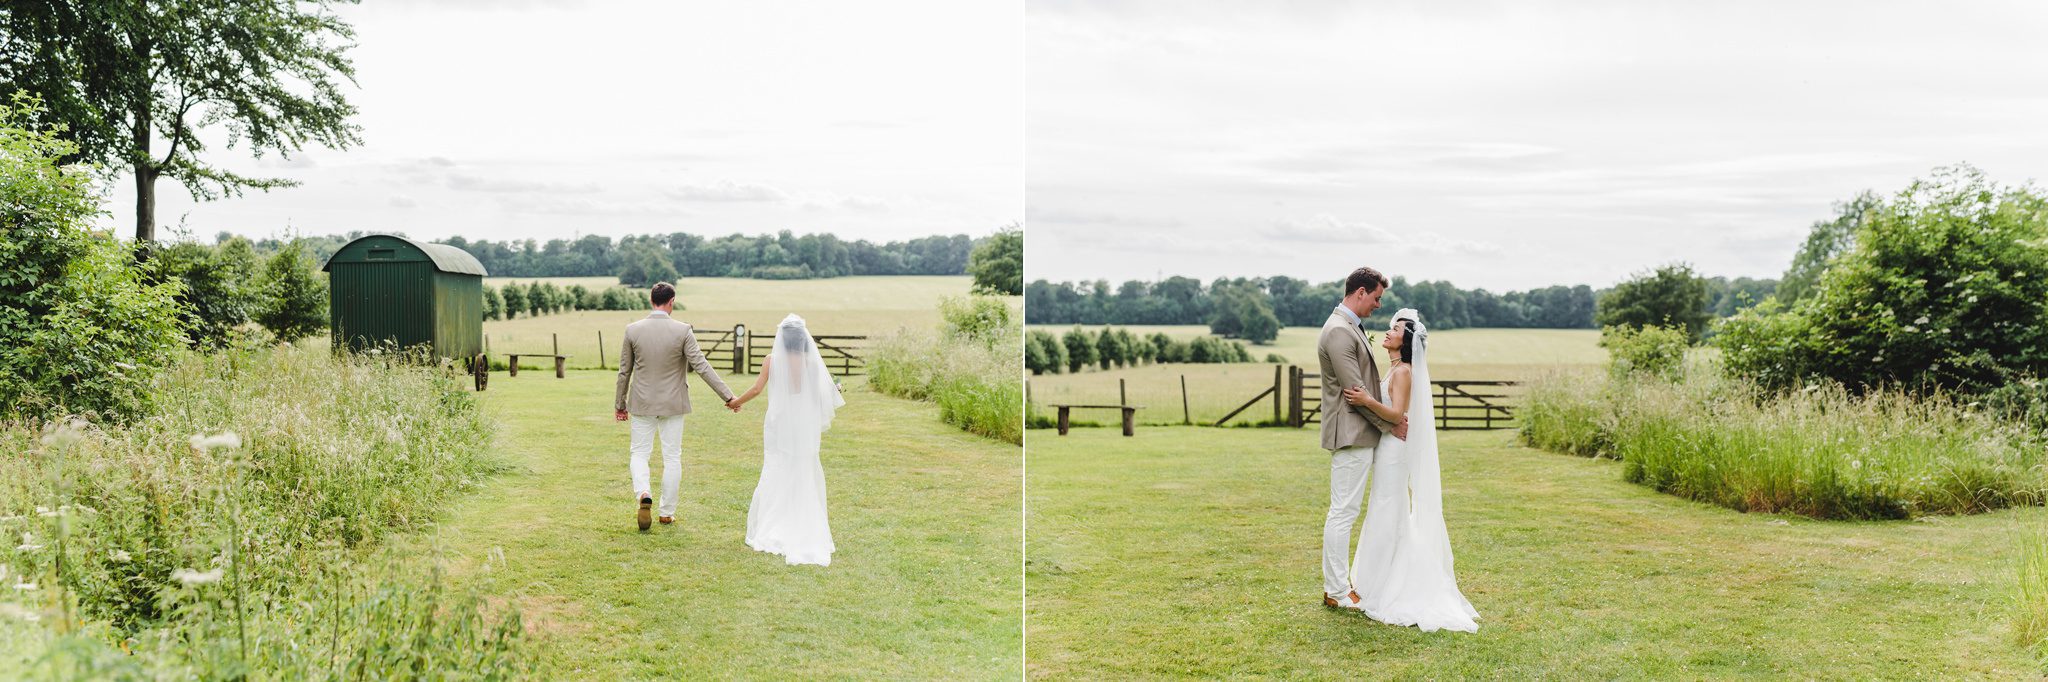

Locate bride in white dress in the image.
[731,314,845,566]
[1343,308,1479,632]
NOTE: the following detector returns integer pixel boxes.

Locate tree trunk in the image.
[133,160,155,245]
[131,32,154,246]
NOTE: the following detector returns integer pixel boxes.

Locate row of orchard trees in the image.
[483,281,647,320]
[1024,327,1261,375]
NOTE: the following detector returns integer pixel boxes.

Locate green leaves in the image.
[1718,164,2048,395]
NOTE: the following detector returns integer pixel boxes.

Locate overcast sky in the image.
[1026,0,2048,291]
[101,0,1022,246]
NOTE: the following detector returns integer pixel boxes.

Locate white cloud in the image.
[666,180,788,203]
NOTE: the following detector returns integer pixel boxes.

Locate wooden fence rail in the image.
[1288,366,1520,430]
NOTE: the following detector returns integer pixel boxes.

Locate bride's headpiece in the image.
[1391,308,1428,345]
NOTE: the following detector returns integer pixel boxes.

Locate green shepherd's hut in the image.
[321,234,487,361]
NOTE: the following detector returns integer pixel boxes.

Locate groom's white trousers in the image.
[1324,443,1403,598]
[629,414,686,517]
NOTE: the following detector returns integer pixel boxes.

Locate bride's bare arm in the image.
[735,357,771,407]
[1343,367,1410,424]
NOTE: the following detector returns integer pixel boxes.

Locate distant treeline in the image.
[1025,275,1776,335]
[203,230,979,283]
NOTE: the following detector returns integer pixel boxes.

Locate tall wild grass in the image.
[1520,365,2048,520]
[0,343,526,677]
[867,296,1023,444]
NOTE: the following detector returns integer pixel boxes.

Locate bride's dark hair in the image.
[1395,319,1417,364]
[781,324,811,353]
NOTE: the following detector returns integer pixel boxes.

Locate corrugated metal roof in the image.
[321,235,488,276]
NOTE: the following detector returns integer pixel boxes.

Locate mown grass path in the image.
[410,370,1021,679]
[1026,427,2038,679]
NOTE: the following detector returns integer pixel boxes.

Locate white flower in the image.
[11,579,35,591]
[110,550,132,562]
[38,419,89,448]
[188,432,241,452]
[1902,326,1918,333]
[1967,295,1979,303]
[1913,316,1930,325]
[171,567,224,586]
[113,362,136,371]
[15,533,40,551]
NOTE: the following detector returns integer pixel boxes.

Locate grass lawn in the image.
[1026,328,1607,425]
[486,277,1017,368]
[404,369,1022,678]
[1025,427,2039,679]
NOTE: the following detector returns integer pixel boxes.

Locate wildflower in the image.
[113,362,136,371]
[1902,326,1918,333]
[38,418,89,448]
[189,431,242,452]
[1912,316,1930,325]
[11,578,34,591]
[1967,295,1978,303]
[171,567,224,586]
[15,533,40,551]
[111,550,132,562]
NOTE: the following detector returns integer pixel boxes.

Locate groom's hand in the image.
[614,409,628,422]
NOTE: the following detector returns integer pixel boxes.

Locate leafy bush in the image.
[1600,324,1688,380]
[939,294,1014,347]
[0,96,188,422]
[1595,263,1711,343]
[148,238,262,349]
[254,240,328,343]
[1718,165,2048,395]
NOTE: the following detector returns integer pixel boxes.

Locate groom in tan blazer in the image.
[1317,267,1408,610]
[614,281,739,531]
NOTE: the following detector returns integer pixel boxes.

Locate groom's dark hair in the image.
[1345,267,1389,296]
[650,282,676,306]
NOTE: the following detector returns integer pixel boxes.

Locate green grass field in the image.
[1025,328,1605,425]
[408,370,1022,678]
[1026,427,2040,679]
[487,277,1013,368]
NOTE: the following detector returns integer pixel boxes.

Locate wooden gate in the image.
[1289,366,1519,430]
[746,332,868,377]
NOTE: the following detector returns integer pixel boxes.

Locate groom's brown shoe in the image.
[658,516,674,525]
[637,496,653,531]
[1323,590,1364,610]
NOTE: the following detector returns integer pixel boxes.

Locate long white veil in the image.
[1390,307,1478,626]
[767,314,845,432]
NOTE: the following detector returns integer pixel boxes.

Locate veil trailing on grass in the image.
[1360,308,1479,632]
[746,313,844,566]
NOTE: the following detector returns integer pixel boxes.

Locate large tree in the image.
[968,225,1022,295]
[0,1,362,244]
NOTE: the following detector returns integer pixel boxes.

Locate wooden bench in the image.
[1049,404,1143,437]
[506,354,571,379]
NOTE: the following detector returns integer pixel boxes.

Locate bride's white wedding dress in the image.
[745,315,845,566]
[1349,309,1479,633]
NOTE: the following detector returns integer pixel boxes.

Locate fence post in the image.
[733,324,747,375]
[552,333,559,358]
[1288,366,1302,427]
[598,330,606,370]
[1272,365,1282,425]
[1180,375,1190,425]
[1119,378,1127,407]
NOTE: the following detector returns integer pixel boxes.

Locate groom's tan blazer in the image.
[614,310,736,417]
[1318,311,1399,452]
